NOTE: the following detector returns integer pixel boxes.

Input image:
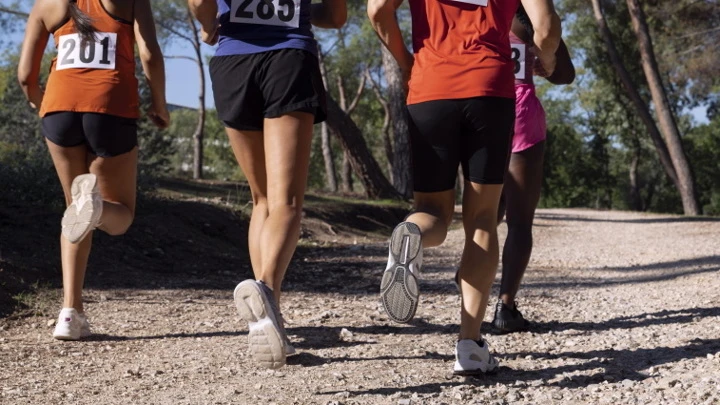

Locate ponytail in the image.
[68,0,97,43]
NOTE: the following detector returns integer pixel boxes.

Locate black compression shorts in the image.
[41,112,138,157]
[210,48,327,131]
[407,97,515,192]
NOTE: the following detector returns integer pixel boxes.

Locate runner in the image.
[368,0,561,375]
[17,0,168,341]
[188,0,346,369]
[493,9,576,333]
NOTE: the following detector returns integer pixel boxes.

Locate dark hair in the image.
[516,5,535,38]
[68,0,97,43]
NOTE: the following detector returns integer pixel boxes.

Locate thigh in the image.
[226,128,267,202]
[460,97,515,185]
[260,49,327,124]
[88,147,139,216]
[82,113,138,157]
[42,112,85,149]
[210,54,264,131]
[45,139,91,206]
[263,111,315,209]
[407,100,462,193]
[504,141,545,226]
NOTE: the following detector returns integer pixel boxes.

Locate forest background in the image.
[1,0,718,215]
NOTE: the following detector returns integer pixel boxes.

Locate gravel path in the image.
[1,208,719,405]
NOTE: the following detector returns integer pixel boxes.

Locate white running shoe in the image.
[61,173,103,244]
[453,339,499,375]
[233,280,288,369]
[380,222,423,323]
[52,308,91,341]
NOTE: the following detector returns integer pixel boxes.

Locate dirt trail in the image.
[1,208,719,405]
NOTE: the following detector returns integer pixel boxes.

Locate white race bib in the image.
[511,43,526,80]
[449,0,488,6]
[56,33,117,70]
[230,0,300,28]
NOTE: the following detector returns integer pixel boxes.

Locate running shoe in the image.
[492,300,530,333]
[61,173,103,244]
[380,222,422,323]
[453,339,499,376]
[233,280,288,369]
[53,308,91,341]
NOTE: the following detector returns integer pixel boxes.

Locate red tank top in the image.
[510,31,535,86]
[407,0,519,105]
[40,0,139,118]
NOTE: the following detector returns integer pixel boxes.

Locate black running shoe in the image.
[492,301,530,333]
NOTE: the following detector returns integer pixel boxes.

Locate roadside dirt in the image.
[1,204,719,404]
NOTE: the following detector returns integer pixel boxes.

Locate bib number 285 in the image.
[231,0,300,28]
[57,33,117,71]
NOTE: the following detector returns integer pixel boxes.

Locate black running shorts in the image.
[209,48,327,131]
[41,112,138,157]
[407,97,515,192]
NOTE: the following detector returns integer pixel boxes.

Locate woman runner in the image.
[369,0,562,374]
[18,0,168,340]
[189,0,346,369]
[492,9,575,333]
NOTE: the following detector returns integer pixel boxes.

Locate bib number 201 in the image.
[57,33,117,71]
[231,0,300,28]
[511,44,526,80]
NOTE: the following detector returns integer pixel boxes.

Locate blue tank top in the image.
[215,0,317,57]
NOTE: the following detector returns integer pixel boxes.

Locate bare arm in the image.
[188,0,219,44]
[134,0,169,127]
[311,0,347,29]
[367,0,412,84]
[17,1,51,110]
[520,0,561,75]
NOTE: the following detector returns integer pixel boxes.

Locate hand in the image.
[148,103,170,129]
[201,21,220,45]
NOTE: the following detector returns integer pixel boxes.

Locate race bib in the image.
[449,0,488,6]
[511,43,526,80]
[230,0,300,28]
[56,33,117,71]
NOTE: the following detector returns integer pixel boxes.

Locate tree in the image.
[589,0,700,214]
[381,48,412,198]
[154,0,207,180]
[625,0,700,215]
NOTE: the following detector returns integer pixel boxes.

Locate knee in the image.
[268,202,303,224]
[104,221,133,236]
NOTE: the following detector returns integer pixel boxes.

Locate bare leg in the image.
[46,142,138,312]
[226,112,314,303]
[458,181,504,341]
[406,189,456,248]
[499,142,545,307]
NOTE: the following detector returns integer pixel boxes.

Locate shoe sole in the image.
[61,174,100,244]
[493,318,530,334]
[380,222,421,323]
[453,366,499,376]
[233,281,286,369]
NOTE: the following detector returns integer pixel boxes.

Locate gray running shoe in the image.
[380,222,422,323]
[453,339,499,375]
[61,173,103,244]
[234,280,288,369]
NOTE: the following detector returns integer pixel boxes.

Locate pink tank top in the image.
[510,31,534,86]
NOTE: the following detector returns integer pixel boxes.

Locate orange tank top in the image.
[40,0,139,118]
[407,0,518,105]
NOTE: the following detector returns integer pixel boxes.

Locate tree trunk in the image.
[590,0,680,195]
[366,69,394,180]
[320,123,337,192]
[625,0,700,215]
[188,13,205,180]
[341,151,353,192]
[381,48,412,198]
[325,95,400,199]
[629,144,642,211]
[316,51,338,192]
